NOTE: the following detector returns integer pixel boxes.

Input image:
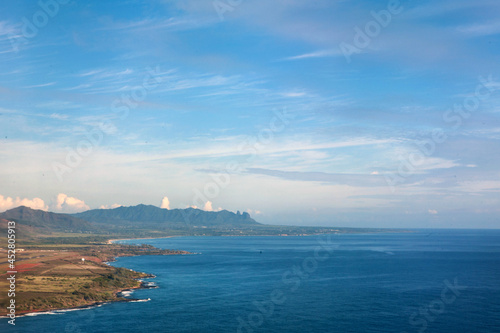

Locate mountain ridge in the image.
[72,204,259,227]
[0,204,390,241]
[0,205,96,233]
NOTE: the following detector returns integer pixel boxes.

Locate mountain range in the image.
[0,205,96,233]
[0,204,263,240]
[73,204,258,227]
[0,204,352,242]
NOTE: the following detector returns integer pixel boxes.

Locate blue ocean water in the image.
[2,230,500,332]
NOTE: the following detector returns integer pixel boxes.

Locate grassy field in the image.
[0,243,189,316]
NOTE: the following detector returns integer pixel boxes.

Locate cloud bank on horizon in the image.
[0,0,499,228]
[0,193,86,214]
[0,193,223,215]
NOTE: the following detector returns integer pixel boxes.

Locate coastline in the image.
[0,241,187,319]
[4,262,160,319]
[3,298,138,319]
[1,282,152,319]
[107,235,176,244]
[2,232,408,319]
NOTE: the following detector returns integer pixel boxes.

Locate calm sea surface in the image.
[2,230,500,332]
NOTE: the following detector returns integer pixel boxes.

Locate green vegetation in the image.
[0,205,405,247]
[0,241,188,316]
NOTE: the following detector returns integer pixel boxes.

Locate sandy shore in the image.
[107,236,176,244]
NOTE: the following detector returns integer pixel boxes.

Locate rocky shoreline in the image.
[2,273,160,319]
[0,242,189,318]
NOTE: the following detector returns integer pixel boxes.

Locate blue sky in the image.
[1,0,499,228]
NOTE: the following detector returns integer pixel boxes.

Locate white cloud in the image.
[247,208,262,215]
[160,196,170,209]
[428,209,438,215]
[52,193,90,213]
[412,157,460,172]
[204,201,213,211]
[99,204,122,209]
[50,113,69,120]
[157,137,397,160]
[0,195,48,212]
[280,92,307,98]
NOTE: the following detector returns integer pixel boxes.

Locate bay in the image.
[2,229,500,332]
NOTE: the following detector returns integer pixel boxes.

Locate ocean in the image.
[2,229,500,332]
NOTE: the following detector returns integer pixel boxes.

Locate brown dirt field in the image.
[0,248,128,316]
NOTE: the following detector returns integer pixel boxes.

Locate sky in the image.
[0,0,499,228]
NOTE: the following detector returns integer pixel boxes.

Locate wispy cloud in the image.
[23,82,56,88]
[456,181,500,193]
[404,0,500,20]
[280,91,308,97]
[245,168,388,187]
[0,1,499,227]
[283,49,342,61]
[150,137,398,161]
[96,17,212,33]
[49,113,69,120]
[458,21,500,36]
[0,20,18,54]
